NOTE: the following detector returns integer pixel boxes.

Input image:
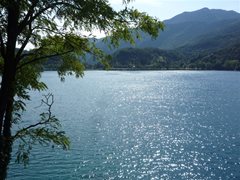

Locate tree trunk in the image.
[0,1,19,176]
[0,69,9,135]
[0,1,19,135]
[0,66,16,136]
[0,91,7,135]
[3,95,14,137]
[0,136,13,180]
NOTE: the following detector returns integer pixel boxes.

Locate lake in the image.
[7,71,240,179]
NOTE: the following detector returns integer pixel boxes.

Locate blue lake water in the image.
[7,71,240,179]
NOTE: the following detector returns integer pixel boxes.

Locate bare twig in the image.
[13,94,54,139]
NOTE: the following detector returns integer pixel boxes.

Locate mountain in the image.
[96,8,240,51]
[135,8,240,50]
[164,8,240,24]
[42,8,240,70]
[96,8,240,70]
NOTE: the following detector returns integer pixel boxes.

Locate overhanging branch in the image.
[16,50,73,70]
[13,94,54,139]
[24,1,77,29]
[16,24,33,62]
[18,0,39,33]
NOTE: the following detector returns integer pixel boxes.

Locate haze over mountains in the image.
[93,8,240,70]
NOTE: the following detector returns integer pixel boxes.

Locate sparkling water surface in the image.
[7,71,240,179]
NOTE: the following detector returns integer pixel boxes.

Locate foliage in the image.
[108,44,240,70]
[109,47,183,69]
[14,94,70,166]
[0,0,164,168]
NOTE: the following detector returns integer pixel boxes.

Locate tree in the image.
[223,60,240,70]
[0,0,164,168]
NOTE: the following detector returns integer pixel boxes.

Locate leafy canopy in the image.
[0,0,164,77]
[0,0,164,125]
[0,0,164,164]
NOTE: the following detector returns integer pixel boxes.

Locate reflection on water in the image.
[7,71,240,179]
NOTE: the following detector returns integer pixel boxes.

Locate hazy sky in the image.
[111,0,240,20]
[84,0,239,37]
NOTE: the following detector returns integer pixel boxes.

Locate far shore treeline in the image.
[44,46,240,71]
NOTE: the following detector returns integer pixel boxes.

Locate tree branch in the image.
[16,24,33,62]
[16,50,73,70]
[18,0,39,33]
[24,1,76,28]
[13,94,54,139]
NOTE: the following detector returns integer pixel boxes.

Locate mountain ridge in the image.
[164,7,240,24]
[93,8,240,70]
[96,8,240,51]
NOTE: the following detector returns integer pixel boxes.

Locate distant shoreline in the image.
[43,68,240,72]
[108,68,240,71]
